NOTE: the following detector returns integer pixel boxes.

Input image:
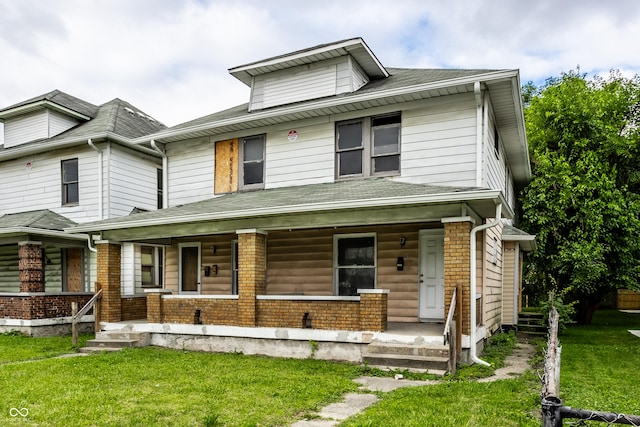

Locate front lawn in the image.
[0,332,89,364]
[0,346,360,426]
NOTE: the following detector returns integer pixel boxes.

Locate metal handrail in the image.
[72,288,102,321]
[443,287,457,345]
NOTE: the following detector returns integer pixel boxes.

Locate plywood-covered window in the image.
[334,233,376,296]
[336,113,400,179]
[214,135,265,194]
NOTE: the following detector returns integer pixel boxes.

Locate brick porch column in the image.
[442,219,474,336]
[18,241,44,293]
[236,229,267,327]
[96,241,122,323]
[359,289,389,331]
[145,289,172,323]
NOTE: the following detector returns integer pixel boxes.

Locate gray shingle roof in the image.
[0,89,99,119]
[0,210,76,232]
[71,178,483,232]
[163,68,498,132]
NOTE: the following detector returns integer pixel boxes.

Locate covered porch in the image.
[0,210,95,335]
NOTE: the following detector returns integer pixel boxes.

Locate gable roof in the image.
[229,37,389,86]
[502,224,536,251]
[0,89,99,121]
[68,178,512,237]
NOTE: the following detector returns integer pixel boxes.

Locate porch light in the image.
[400,237,406,246]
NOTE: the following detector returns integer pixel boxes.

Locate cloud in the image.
[1,0,640,146]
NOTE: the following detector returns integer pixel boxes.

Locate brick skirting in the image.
[0,293,93,320]
[121,296,147,321]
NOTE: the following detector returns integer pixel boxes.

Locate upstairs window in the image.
[336,113,400,179]
[157,169,163,209]
[61,158,79,206]
[334,234,376,296]
[240,135,265,189]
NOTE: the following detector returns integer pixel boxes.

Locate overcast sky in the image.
[1,0,639,144]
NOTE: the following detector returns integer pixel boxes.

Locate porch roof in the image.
[0,210,88,242]
[502,224,536,251]
[68,179,511,239]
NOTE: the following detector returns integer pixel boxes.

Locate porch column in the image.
[145,289,172,323]
[359,289,389,332]
[442,219,474,336]
[96,241,122,323]
[18,241,44,293]
[236,229,267,327]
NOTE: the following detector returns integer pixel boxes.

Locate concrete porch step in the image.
[363,341,450,372]
[79,331,151,353]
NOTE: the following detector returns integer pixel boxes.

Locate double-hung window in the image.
[141,246,164,288]
[334,234,376,296]
[61,158,79,205]
[336,113,401,179]
[240,135,265,189]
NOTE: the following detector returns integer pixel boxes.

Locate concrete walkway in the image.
[291,341,537,426]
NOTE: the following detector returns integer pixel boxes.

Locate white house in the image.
[0,90,166,334]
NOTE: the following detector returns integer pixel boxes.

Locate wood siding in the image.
[482,223,504,335]
[0,246,18,292]
[163,224,437,323]
[502,241,517,325]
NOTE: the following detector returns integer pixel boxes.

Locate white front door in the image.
[419,229,445,321]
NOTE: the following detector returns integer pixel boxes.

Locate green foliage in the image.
[521,69,640,323]
[541,291,576,333]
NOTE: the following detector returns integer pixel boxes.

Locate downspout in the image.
[150,140,168,209]
[87,139,104,220]
[469,202,502,366]
[474,82,483,187]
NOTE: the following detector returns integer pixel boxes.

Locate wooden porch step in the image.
[517,312,547,338]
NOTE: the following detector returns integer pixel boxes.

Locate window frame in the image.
[239,134,266,190]
[156,168,163,209]
[141,245,164,288]
[335,113,401,180]
[333,233,377,296]
[61,158,79,206]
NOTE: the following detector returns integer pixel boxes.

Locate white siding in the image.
[250,57,366,111]
[166,137,214,206]
[0,146,100,222]
[121,243,135,295]
[3,110,49,148]
[48,110,80,137]
[396,93,478,187]
[108,146,160,217]
[485,105,507,193]
[266,119,335,188]
[86,249,96,292]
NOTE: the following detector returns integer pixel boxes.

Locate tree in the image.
[521,70,640,324]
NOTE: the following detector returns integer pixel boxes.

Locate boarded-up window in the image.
[214,139,238,194]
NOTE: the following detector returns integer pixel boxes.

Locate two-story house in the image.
[0,90,166,335]
[71,38,534,367]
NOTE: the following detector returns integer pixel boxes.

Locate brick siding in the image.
[444,221,472,335]
[121,296,147,321]
[0,294,93,320]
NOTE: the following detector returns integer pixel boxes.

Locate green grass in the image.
[0,331,90,363]
[0,347,360,426]
[559,310,640,415]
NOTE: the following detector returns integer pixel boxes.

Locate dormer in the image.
[229,38,389,112]
[0,90,98,148]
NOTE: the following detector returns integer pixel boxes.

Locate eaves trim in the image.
[67,189,512,233]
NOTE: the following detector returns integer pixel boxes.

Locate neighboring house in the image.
[0,90,165,335]
[71,38,535,365]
